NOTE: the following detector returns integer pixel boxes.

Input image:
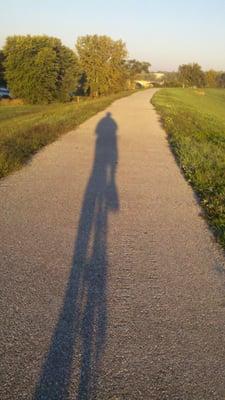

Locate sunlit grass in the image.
[0,91,133,178]
[152,88,225,247]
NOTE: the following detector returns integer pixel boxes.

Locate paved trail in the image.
[1,89,225,400]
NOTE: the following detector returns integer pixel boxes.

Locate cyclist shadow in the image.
[33,112,119,400]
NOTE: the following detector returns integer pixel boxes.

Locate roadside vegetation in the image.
[0,90,135,178]
[163,63,225,88]
[1,35,151,103]
[0,34,152,178]
[152,88,225,247]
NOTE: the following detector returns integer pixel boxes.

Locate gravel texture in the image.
[0,89,225,400]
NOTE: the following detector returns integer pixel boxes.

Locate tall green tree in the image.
[55,45,80,102]
[76,35,127,96]
[0,50,6,87]
[205,70,219,88]
[4,35,79,103]
[178,63,206,88]
[125,59,151,80]
[217,72,225,88]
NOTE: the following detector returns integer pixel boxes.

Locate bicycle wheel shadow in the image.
[33,112,119,400]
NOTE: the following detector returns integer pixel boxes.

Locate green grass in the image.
[152,88,225,247]
[0,91,134,179]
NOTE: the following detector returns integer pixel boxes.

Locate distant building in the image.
[133,72,165,89]
[134,80,153,89]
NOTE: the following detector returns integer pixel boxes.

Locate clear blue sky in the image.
[1,0,225,71]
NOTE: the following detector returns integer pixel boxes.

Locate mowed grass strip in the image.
[0,91,134,179]
[152,88,225,247]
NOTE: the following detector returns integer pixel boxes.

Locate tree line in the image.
[1,34,224,103]
[0,34,151,104]
[164,63,225,88]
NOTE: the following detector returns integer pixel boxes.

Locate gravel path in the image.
[1,89,225,400]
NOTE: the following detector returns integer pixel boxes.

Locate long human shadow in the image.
[33,112,119,400]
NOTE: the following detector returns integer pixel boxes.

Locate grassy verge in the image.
[0,90,134,179]
[152,88,225,247]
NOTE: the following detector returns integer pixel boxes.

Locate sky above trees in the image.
[0,0,225,71]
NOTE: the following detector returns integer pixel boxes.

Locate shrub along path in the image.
[0,89,225,399]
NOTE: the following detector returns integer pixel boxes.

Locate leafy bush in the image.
[4,35,79,104]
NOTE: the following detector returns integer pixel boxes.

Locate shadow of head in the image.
[96,112,118,137]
